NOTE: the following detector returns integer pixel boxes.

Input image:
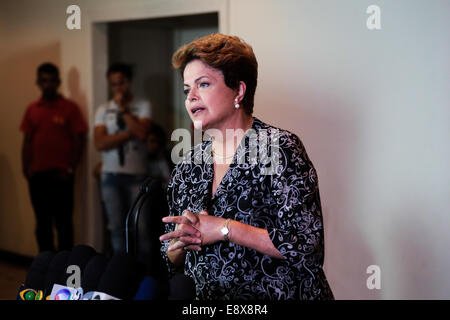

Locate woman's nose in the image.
[187,87,198,102]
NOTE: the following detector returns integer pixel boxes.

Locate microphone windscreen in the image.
[81,254,108,293]
[168,273,196,300]
[43,250,70,295]
[133,276,159,300]
[60,245,97,285]
[97,252,144,300]
[25,251,56,291]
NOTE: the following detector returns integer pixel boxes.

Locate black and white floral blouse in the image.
[161,117,334,300]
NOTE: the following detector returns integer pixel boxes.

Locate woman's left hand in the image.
[159,210,202,252]
[160,210,226,250]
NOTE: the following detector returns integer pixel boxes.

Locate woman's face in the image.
[183,59,238,131]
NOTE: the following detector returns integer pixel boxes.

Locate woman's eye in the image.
[183,88,190,95]
[199,82,209,88]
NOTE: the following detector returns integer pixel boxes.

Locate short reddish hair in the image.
[172,33,258,115]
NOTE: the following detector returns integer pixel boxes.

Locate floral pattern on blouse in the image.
[161,117,334,300]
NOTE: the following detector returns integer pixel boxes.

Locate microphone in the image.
[43,250,71,299]
[25,251,56,291]
[133,276,159,300]
[125,177,162,255]
[81,291,119,300]
[81,254,109,294]
[139,176,159,193]
[17,251,56,300]
[46,245,99,300]
[16,286,44,300]
[59,244,97,286]
[49,284,83,300]
[96,252,145,300]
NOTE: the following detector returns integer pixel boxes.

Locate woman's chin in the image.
[191,113,226,132]
[191,114,211,131]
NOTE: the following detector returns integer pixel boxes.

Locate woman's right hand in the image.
[160,210,204,252]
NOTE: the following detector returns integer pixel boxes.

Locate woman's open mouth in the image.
[191,106,206,115]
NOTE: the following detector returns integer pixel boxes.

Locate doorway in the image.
[107,13,218,136]
[90,13,218,252]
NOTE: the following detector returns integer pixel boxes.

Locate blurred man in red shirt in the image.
[20,63,87,252]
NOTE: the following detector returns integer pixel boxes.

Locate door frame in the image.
[85,0,229,249]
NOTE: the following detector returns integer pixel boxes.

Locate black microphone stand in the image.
[125,177,157,255]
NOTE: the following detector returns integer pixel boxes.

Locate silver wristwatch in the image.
[220,219,231,242]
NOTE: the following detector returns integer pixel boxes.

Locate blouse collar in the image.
[201,116,265,205]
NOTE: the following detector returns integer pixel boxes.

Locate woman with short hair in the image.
[160,33,333,300]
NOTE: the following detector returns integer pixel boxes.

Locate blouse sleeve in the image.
[267,131,326,271]
[160,156,197,276]
[160,165,181,276]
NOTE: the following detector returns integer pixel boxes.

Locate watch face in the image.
[221,226,229,235]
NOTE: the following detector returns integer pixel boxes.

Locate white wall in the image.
[0,0,449,299]
[229,0,450,299]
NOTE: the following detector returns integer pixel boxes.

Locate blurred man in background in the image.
[20,62,87,252]
[94,63,151,254]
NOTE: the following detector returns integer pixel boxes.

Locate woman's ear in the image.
[236,81,247,103]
